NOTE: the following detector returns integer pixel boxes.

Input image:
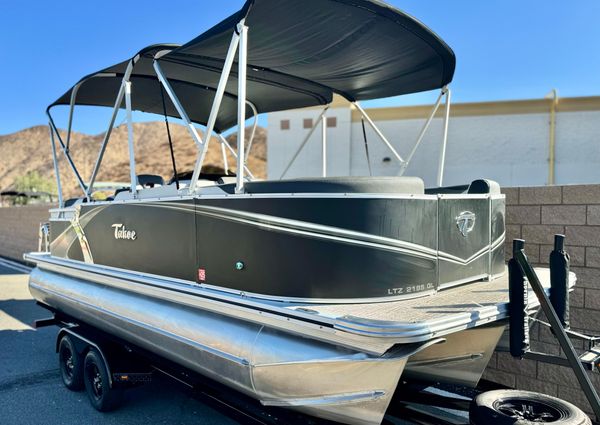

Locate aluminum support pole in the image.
[218,134,255,179]
[279,106,330,179]
[87,61,135,196]
[235,23,248,194]
[47,111,89,197]
[244,101,258,162]
[65,83,82,152]
[48,123,64,207]
[399,89,445,176]
[437,87,451,187]
[124,81,137,196]
[153,61,205,150]
[66,72,116,153]
[321,113,327,177]
[189,29,241,194]
[353,102,404,164]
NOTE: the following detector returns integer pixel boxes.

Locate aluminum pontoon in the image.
[25,0,578,424]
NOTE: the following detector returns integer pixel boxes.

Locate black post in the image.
[550,234,570,329]
[508,239,529,357]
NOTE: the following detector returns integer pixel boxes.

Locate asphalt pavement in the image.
[0,263,236,425]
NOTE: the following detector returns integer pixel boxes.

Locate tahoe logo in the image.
[455,211,476,237]
[112,223,137,241]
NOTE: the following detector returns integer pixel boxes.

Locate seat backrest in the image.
[467,179,501,194]
[137,174,165,188]
[240,176,425,195]
[218,176,237,185]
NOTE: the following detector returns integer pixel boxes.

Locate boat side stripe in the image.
[55,202,504,266]
[162,202,504,265]
[149,202,438,261]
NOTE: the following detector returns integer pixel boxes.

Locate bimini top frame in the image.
[47,0,456,204]
[279,88,452,186]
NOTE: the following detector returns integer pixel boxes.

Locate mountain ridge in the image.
[0,122,266,198]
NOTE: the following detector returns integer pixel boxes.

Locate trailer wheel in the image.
[83,349,123,412]
[58,335,84,391]
[470,390,591,425]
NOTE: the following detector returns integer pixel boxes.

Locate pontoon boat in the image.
[25,1,574,424]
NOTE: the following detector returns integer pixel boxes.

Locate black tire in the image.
[470,389,591,425]
[58,335,84,391]
[83,349,123,412]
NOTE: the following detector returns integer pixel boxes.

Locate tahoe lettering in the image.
[112,223,137,241]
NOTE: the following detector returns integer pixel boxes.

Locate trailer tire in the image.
[470,389,591,425]
[58,335,84,391]
[83,349,123,412]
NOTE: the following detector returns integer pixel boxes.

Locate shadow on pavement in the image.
[0,274,236,424]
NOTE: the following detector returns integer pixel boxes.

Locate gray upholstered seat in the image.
[232,176,425,195]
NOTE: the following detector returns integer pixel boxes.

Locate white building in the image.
[267,95,600,187]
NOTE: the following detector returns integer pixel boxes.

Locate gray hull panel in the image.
[48,194,505,301]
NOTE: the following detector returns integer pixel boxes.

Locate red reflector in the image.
[198,268,206,282]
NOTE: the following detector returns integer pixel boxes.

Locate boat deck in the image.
[25,252,572,355]
[284,268,566,339]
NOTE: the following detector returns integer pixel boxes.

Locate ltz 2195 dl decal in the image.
[388,283,435,295]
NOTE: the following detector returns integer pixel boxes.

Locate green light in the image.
[235,261,245,270]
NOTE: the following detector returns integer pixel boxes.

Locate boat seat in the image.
[467,179,501,195]
[64,197,84,207]
[218,176,238,185]
[135,184,179,199]
[425,185,469,195]
[425,179,501,195]
[218,176,425,195]
[173,179,218,189]
[137,174,164,188]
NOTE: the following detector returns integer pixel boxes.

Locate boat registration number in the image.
[387,282,434,295]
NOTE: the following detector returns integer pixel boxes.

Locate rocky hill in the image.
[0,122,266,198]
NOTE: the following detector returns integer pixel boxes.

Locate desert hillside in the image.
[0,122,266,198]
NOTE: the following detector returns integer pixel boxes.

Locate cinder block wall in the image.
[0,204,53,261]
[483,184,600,415]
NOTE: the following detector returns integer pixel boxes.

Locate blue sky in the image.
[1,0,599,135]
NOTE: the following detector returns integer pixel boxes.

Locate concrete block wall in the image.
[0,204,53,261]
[483,184,600,416]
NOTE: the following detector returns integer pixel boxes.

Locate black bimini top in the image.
[50,0,455,133]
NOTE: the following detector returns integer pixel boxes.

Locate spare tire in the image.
[470,390,591,425]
